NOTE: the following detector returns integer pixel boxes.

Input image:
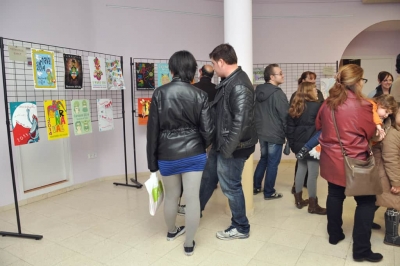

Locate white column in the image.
[224,0,254,216]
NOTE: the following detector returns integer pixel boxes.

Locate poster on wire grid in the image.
[31,49,57,89]
[106,59,126,90]
[64,54,83,89]
[44,100,70,140]
[88,56,107,90]
[97,99,114,131]
[10,101,40,146]
[71,99,92,135]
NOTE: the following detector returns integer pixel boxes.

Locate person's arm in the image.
[315,101,325,131]
[198,94,215,148]
[146,93,160,172]
[219,85,253,158]
[286,113,296,149]
[276,91,289,135]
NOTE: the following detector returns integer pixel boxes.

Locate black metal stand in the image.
[113,58,142,188]
[0,37,43,241]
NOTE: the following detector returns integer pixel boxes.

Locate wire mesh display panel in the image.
[131,58,219,116]
[253,62,338,100]
[1,38,124,131]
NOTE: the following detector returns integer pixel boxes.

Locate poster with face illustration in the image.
[31,49,57,89]
[157,63,171,87]
[88,56,107,90]
[71,99,92,136]
[64,54,83,89]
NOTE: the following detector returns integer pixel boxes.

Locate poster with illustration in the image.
[105,59,125,90]
[320,78,335,99]
[97,99,114,131]
[138,98,151,125]
[31,49,57,89]
[136,62,155,89]
[10,102,39,146]
[71,99,92,136]
[157,63,171,87]
[253,68,264,84]
[88,56,107,90]
[44,100,69,140]
[64,54,83,89]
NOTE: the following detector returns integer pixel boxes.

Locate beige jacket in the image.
[375,120,400,210]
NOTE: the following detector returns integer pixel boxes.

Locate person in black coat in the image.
[193,64,217,102]
[287,81,326,215]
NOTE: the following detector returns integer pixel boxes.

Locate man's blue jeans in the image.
[253,141,283,197]
[199,148,250,234]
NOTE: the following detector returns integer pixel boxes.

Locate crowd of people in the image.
[146,44,400,262]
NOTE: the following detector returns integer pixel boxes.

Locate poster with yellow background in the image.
[44,100,69,140]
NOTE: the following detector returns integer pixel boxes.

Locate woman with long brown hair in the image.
[316,64,382,262]
[287,82,326,214]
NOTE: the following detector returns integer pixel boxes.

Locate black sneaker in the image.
[184,241,195,256]
[253,188,262,195]
[295,147,310,160]
[167,226,186,241]
[353,252,383,262]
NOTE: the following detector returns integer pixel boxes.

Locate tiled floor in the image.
[0,162,398,265]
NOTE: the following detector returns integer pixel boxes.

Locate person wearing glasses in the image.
[367,71,394,98]
[316,64,382,262]
[253,64,289,199]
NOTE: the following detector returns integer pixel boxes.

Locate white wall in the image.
[0,0,399,207]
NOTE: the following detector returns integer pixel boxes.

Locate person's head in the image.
[168,50,197,83]
[200,64,214,79]
[396,54,400,75]
[326,64,366,110]
[289,82,318,118]
[264,64,284,86]
[298,71,316,85]
[374,94,398,121]
[377,71,393,91]
[209,43,238,78]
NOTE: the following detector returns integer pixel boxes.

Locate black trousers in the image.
[327,182,376,256]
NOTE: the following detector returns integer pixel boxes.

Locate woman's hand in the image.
[390,186,400,194]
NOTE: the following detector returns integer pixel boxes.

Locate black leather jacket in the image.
[212,67,258,158]
[146,78,214,172]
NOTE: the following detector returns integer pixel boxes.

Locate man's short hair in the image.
[201,65,214,78]
[209,43,237,65]
[169,50,197,83]
[264,64,279,82]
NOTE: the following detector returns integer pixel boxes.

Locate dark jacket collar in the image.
[215,66,242,90]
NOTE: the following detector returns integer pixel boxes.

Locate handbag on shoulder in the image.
[331,110,382,196]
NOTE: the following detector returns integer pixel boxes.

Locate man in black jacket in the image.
[199,43,257,240]
[193,64,217,102]
[253,64,289,200]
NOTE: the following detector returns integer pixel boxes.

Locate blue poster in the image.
[157,63,172,87]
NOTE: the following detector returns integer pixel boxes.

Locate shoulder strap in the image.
[331,109,347,156]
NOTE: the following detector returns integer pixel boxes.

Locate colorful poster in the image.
[44,100,69,140]
[97,99,114,131]
[64,54,83,89]
[71,99,92,136]
[138,98,151,125]
[253,68,264,84]
[9,46,27,62]
[10,102,39,146]
[157,63,171,87]
[31,49,57,89]
[320,78,335,99]
[136,62,155,89]
[88,56,107,90]
[106,59,125,90]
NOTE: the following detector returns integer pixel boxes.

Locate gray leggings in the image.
[295,159,319,198]
[161,171,202,247]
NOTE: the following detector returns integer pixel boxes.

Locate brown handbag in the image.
[331,110,382,196]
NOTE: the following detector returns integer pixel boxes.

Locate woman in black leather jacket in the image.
[146,50,214,256]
